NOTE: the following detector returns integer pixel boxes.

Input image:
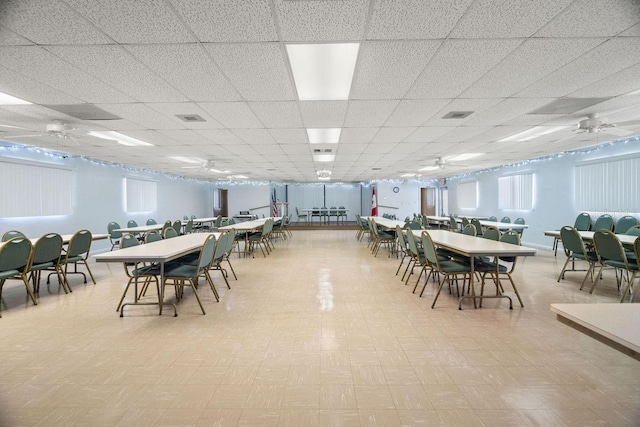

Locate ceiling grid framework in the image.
[0,0,638,182]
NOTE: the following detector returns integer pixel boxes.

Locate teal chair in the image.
[574,212,592,231]
[116,234,160,314]
[146,218,157,226]
[183,219,194,234]
[310,207,321,223]
[163,227,178,239]
[2,230,26,242]
[557,226,598,290]
[29,233,68,294]
[338,206,347,224]
[593,214,614,231]
[487,216,497,222]
[328,206,338,224]
[296,207,308,223]
[210,231,233,291]
[592,230,638,301]
[477,230,525,308]
[163,234,219,313]
[514,217,526,236]
[107,222,122,250]
[0,237,37,317]
[60,230,96,289]
[615,215,637,234]
[471,218,483,234]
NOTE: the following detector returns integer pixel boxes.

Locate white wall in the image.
[376,181,430,221]
[446,139,640,249]
[0,148,213,253]
[224,184,271,218]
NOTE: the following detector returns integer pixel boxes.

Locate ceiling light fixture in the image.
[171,156,202,164]
[500,126,569,142]
[449,153,483,161]
[419,165,439,171]
[209,168,230,174]
[307,128,341,144]
[0,91,31,105]
[286,43,359,101]
[313,154,335,162]
[88,131,154,147]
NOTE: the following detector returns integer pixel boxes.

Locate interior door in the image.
[214,189,228,217]
[421,187,436,216]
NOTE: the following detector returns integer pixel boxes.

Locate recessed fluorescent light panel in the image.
[171,156,202,164]
[307,128,341,144]
[209,168,230,174]
[313,154,335,162]
[500,126,569,142]
[0,91,31,105]
[449,153,483,161]
[286,43,359,101]
[419,165,439,171]
[88,131,154,147]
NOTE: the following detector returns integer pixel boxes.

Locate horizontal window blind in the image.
[0,159,73,218]
[498,173,533,210]
[575,156,640,212]
[457,181,477,209]
[125,177,157,213]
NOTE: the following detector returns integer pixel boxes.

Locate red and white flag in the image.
[371,186,377,216]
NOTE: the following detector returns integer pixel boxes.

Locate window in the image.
[0,159,73,218]
[124,177,157,213]
[575,156,640,212]
[457,181,477,209]
[498,173,533,210]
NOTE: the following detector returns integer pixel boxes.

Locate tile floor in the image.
[0,230,639,426]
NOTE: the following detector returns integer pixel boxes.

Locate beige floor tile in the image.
[279,409,319,427]
[236,409,281,426]
[320,384,358,409]
[388,385,433,410]
[354,385,395,409]
[358,409,401,426]
[318,409,361,427]
[196,408,242,427]
[282,385,320,409]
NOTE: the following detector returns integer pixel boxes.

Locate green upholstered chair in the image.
[557,226,598,290]
[29,233,68,294]
[0,237,37,317]
[615,215,638,234]
[116,234,160,313]
[593,214,614,231]
[107,222,122,250]
[60,230,96,289]
[2,230,26,242]
[592,230,638,301]
[146,218,157,225]
[296,207,308,223]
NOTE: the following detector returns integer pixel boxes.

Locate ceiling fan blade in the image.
[613,119,640,128]
[3,133,47,138]
[67,135,81,145]
[602,127,633,136]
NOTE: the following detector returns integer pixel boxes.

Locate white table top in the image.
[114,224,164,234]
[411,229,537,257]
[544,230,638,245]
[28,233,109,245]
[477,220,529,229]
[364,216,406,230]
[551,303,640,354]
[426,215,450,222]
[94,232,221,264]
[219,217,282,231]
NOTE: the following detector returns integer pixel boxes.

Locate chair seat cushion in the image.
[164,264,199,278]
[0,269,20,280]
[439,260,470,273]
[30,261,55,271]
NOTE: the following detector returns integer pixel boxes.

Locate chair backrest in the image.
[488,216,497,222]
[184,219,194,234]
[172,220,182,234]
[573,212,591,231]
[0,237,32,272]
[161,220,172,234]
[634,237,640,269]
[615,215,638,234]
[197,235,217,272]
[499,230,520,263]
[191,215,196,219]
[395,225,408,250]
[2,230,26,242]
[296,207,301,215]
[215,215,223,227]
[448,214,458,232]
[183,215,189,220]
[223,228,236,255]
[404,221,421,230]
[67,230,92,258]
[514,217,525,226]
[593,214,614,231]
[145,230,162,243]
[482,226,500,241]
[404,228,420,258]
[32,233,63,265]
[163,227,178,239]
[501,216,511,223]
[211,231,229,263]
[626,225,640,237]
[330,206,337,213]
[146,218,157,225]
[594,230,627,265]
[471,218,482,231]
[127,220,138,228]
[461,217,470,227]
[559,226,587,256]
[462,224,477,236]
[107,222,122,238]
[420,231,440,268]
[120,233,139,249]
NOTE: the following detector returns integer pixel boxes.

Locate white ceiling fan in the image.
[574,113,640,136]
[420,156,468,171]
[181,159,230,174]
[1,120,82,145]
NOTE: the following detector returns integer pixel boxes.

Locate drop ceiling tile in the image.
[344,100,398,127]
[275,0,368,41]
[219,143,259,156]
[385,99,450,127]
[269,128,307,145]
[464,98,557,126]
[47,45,187,103]
[299,101,348,127]
[408,39,522,99]
[171,0,276,42]
[392,142,430,154]
[96,104,182,130]
[0,26,33,46]
[450,0,572,38]
[206,43,295,101]
[0,0,112,45]
[155,129,219,146]
[536,0,640,37]
[352,41,440,99]
[336,143,367,154]
[434,126,493,143]
[372,127,415,143]
[424,98,503,127]
[232,128,277,145]
[249,102,303,128]
[65,0,194,43]
[340,128,378,144]
[404,127,454,143]
[146,103,223,129]
[127,45,241,102]
[199,102,263,128]
[0,66,82,105]
[0,46,132,103]
[364,143,395,154]
[461,38,604,98]
[367,0,474,39]
[619,23,640,36]
[279,144,310,155]
[517,38,640,98]
[194,129,244,145]
[569,63,640,98]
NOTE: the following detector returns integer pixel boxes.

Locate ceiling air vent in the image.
[43,104,121,120]
[442,111,474,119]
[176,114,206,122]
[372,167,382,171]
[313,148,333,153]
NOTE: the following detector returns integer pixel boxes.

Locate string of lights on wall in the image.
[1,134,638,186]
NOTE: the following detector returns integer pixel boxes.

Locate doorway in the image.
[420,187,436,216]
[214,188,228,217]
